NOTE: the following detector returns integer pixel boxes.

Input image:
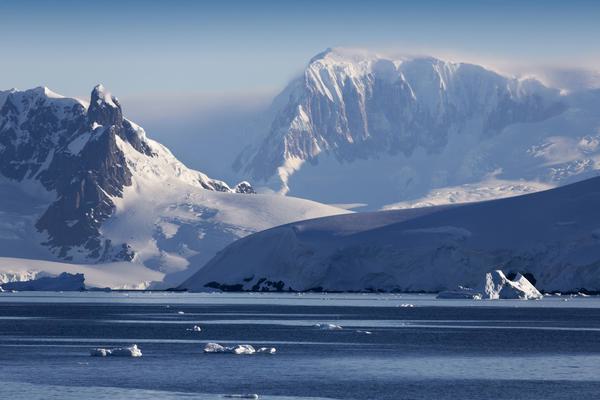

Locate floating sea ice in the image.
[356,330,372,335]
[204,342,228,353]
[90,348,111,357]
[231,345,256,355]
[186,325,202,332]
[256,347,277,354]
[399,304,415,308]
[90,344,142,357]
[203,343,275,355]
[177,311,185,315]
[223,395,259,399]
[313,323,343,330]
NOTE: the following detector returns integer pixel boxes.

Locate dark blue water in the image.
[1,292,600,399]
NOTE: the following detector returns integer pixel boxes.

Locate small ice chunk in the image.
[177,311,185,315]
[256,347,277,354]
[313,323,343,330]
[204,343,274,355]
[186,325,202,332]
[223,395,259,399]
[356,330,372,335]
[90,348,111,357]
[399,304,415,308]
[231,344,256,355]
[204,342,228,353]
[90,344,142,357]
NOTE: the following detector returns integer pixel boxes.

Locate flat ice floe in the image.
[90,344,142,357]
[203,343,276,355]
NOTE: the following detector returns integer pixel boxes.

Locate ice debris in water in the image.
[90,344,142,357]
[223,395,259,399]
[356,330,372,335]
[177,311,185,315]
[204,343,276,355]
[399,304,415,308]
[313,323,343,330]
[186,325,202,332]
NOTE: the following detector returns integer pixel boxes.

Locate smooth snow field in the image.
[2,293,600,399]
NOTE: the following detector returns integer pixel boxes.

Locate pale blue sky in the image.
[1,0,598,99]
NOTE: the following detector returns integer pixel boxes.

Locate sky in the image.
[1,0,599,178]
[1,0,599,99]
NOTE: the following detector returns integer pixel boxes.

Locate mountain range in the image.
[234,48,600,210]
[0,85,346,288]
[2,47,600,291]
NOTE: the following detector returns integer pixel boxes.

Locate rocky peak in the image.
[88,84,123,127]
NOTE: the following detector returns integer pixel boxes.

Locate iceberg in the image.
[437,270,542,300]
[484,270,543,300]
[90,344,142,357]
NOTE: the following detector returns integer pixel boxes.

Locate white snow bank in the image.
[0,257,163,290]
[437,286,483,300]
[0,272,84,291]
[203,343,276,355]
[484,270,543,300]
[313,323,343,330]
[90,344,142,357]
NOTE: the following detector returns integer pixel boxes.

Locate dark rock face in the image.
[234,181,256,194]
[0,85,256,263]
[0,86,150,261]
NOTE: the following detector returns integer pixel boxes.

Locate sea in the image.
[1,292,600,399]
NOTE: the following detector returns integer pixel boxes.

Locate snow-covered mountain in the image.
[182,176,600,293]
[235,48,600,209]
[0,85,347,288]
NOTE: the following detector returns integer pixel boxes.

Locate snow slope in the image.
[235,48,600,210]
[182,176,600,293]
[0,85,348,288]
